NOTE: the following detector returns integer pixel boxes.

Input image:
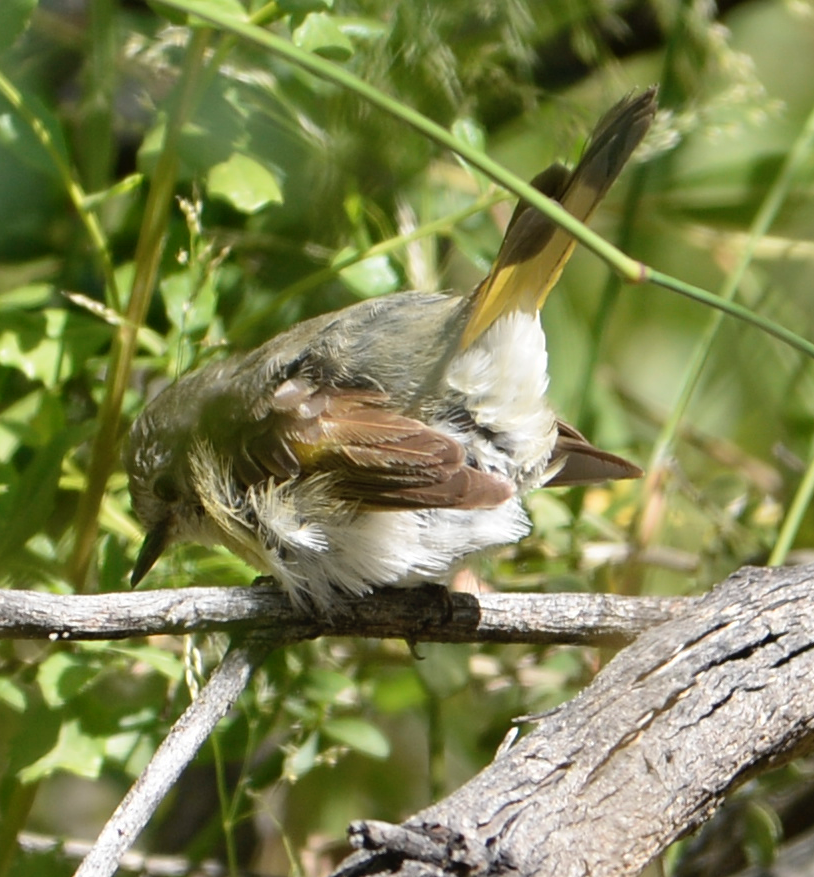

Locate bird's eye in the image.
[153,473,179,503]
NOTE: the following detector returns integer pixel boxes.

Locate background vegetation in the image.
[1,0,814,873]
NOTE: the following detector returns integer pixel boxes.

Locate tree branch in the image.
[333,564,814,877]
[0,585,686,647]
[58,565,814,877]
[73,636,273,877]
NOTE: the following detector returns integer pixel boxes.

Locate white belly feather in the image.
[191,312,557,608]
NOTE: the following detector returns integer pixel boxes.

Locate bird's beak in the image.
[131,518,171,587]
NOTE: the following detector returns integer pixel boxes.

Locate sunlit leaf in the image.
[322,717,390,759]
[338,252,400,298]
[0,677,27,712]
[293,11,353,61]
[38,651,100,709]
[0,283,52,311]
[208,152,283,213]
[332,17,387,42]
[302,668,355,705]
[18,716,105,782]
[284,730,319,781]
[370,667,426,713]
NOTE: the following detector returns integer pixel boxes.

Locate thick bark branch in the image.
[54,564,814,877]
[0,585,685,647]
[335,564,814,877]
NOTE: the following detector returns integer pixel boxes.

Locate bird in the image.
[125,87,657,610]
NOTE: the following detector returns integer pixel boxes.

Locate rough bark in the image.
[335,564,814,877]
[0,585,684,647]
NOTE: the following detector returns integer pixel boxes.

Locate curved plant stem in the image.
[0,68,121,311]
[769,448,814,566]
[229,188,506,341]
[150,0,647,280]
[67,29,212,589]
[642,267,814,362]
[156,0,814,367]
[643,103,814,475]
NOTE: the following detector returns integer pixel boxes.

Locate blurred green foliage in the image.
[1,0,814,874]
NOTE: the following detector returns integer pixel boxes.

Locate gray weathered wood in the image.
[0,585,685,647]
[335,564,814,877]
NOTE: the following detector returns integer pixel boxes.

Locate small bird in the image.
[126,88,656,609]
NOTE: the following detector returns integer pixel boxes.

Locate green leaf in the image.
[292,11,353,61]
[0,319,58,384]
[0,388,64,450]
[188,0,248,23]
[105,643,185,682]
[149,0,248,25]
[371,667,426,713]
[38,651,99,709]
[145,0,189,24]
[0,0,37,52]
[452,117,490,191]
[283,730,319,781]
[0,94,71,179]
[331,17,387,43]
[452,117,486,153]
[160,271,218,333]
[139,83,246,179]
[0,308,110,387]
[322,717,390,759]
[208,152,283,213]
[338,253,400,298]
[0,677,27,712]
[0,283,52,311]
[301,668,355,705]
[0,427,71,564]
[7,701,61,779]
[18,716,105,782]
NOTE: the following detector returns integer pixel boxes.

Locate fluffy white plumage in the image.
[125,89,657,609]
[185,310,554,608]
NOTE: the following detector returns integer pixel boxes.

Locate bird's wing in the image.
[229,379,513,511]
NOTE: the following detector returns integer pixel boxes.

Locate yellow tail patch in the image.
[461,87,658,350]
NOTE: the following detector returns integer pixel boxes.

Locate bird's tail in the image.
[460,87,658,350]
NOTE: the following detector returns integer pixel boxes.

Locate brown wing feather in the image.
[546,420,643,487]
[240,388,513,511]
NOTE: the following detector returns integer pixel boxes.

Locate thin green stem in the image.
[0,68,121,311]
[769,448,814,566]
[230,188,506,341]
[151,0,646,281]
[67,29,212,589]
[157,0,814,368]
[643,268,814,364]
[644,102,814,472]
[210,731,240,876]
